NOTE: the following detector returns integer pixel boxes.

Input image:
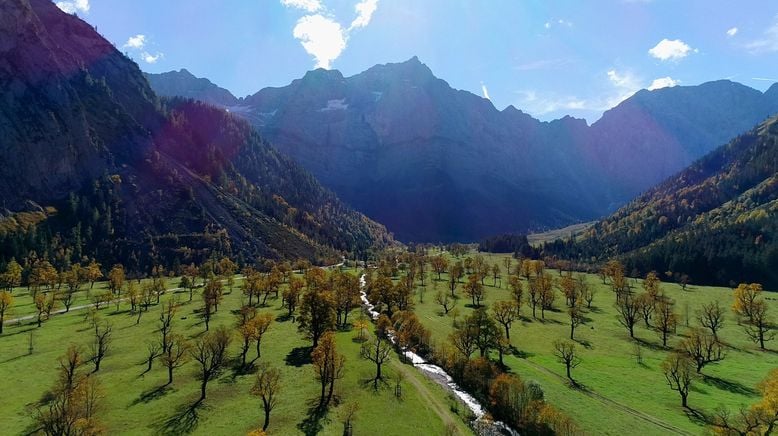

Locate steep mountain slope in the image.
[0,0,390,272]
[547,116,778,287]
[148,63,778,243]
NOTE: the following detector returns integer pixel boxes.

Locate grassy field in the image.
[0,273,473,435]
[412,252,778,435]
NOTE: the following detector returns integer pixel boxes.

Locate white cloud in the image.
[283,0,380,69]
[142,52,164,64]
[349,0,379,30]
[481,83,490,100]
[544,22,551,29]
[745,15,778,54]
[544,19,572,30]
[56,0,89,14]
[292,15,347,69]
[280,0,322,12]
[752,77,778,82]
[727,27,739,37]
[648,76,679,90]
[606,69,643,106]
[648,38,693,61]
[123,34,146,50]
[516,90,587,115]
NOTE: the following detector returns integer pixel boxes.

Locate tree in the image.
[0,259,22,292]
[298,288,336,347]
[508,275,523,309]
[464,274,485,307]
[636,293,655,328]
[681,328,724,373]
[493,300,519,340]
[538,277,556,319]
[435,291,455,315]
[568,306,585,340]
[34,292,56,328]
[144,342,161,374]
[360,334,392,390]
[745,300,775,350]
[711,368,778,435]
[615,293,640,338]
[313,331,345,404]
[191,326,232,404]
[470,309,500,357]
[90,321,112,372]
[36,346,103,435]
[251,363,281,431]
[733,283,763,324]
[0,291,12,334]
[553,340,581,383]
[161,334,190,385]
[159,300,177,354]
[332,271,360,328]
[282,276,303,318]
[662,353,694,408]
[252,313,273,361]
[655,299,678,347]
[491,264,501,287]
[697,301,725,342]
[107,264,125,296]
[85,259,103,289]
[430,255,449,281]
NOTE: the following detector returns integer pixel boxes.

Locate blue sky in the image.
[58,0,778,122]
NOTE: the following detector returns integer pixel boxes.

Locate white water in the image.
[358,274,518,433]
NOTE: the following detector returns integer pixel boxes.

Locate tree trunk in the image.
[681,392,687,408]
[262,403,271,431]
[566,364,571,380]
[168,366,174,385]
[199,379,208,403]
[504,324,510,340]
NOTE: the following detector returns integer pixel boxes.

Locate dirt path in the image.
[520,358,694,435]
[391,360,468,435]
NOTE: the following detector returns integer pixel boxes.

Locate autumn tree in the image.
[251,363,281,431]
[34,292,56,328]
[493,300,519,340]
[0,291,12,334]
[252,313,273,361]
[655,298,678,347]
[508,275,523,309]
[553,340,581,383]
[282,276,304,318]
[107,264,125,296]
[0,259,22,292]
[298,286,336,347]
[538,275,556,319]
[85,259,103,289]
[568,305,585,340]
[191,326,232,404]
[360,334,392,390]
[36,346,103,434]
[697,301,725,342]
[636,293,655,328]
[430,255,449,281]
[733,283,763,324]
[681,328,724,373]
[313,331,345,405]
[662,353,694,408]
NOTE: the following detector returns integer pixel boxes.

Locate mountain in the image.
[145,68,239,107]
[0,0,391,273]
[546,116,778,288]
[148,60,778,243]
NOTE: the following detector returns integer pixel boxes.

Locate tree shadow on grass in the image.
[512,347,535,359]
[285,346,313,367]
[702,375,758,396]
[634,337,665,352]
[574,339,593,349]
[155,402,200,435]
[297,398,331,436]
[131,385,173,406]
[683,406,712,426]
[275,313,294,323]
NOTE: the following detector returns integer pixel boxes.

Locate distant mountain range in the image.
[0,0,390,272]
[547,116,778,288]
[147,61,778,242]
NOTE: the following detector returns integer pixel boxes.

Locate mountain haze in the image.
[148,60,778,243]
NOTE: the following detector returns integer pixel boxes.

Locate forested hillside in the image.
[0,0,391,274]
[546,116,778,287]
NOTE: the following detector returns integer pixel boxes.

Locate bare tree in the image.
[360,334,392,389]
[90,322,112,372]
[662,353,694,408]
[493,300,519,340]
[553,339,581,383]
[615,294,640,338]
[435,291,455,315]
[681,328,724,373]
[745,301,775,350]
[191,326,231,404]
[655,299,678,347]
[697,301,725,342]
[161,334,190,385]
